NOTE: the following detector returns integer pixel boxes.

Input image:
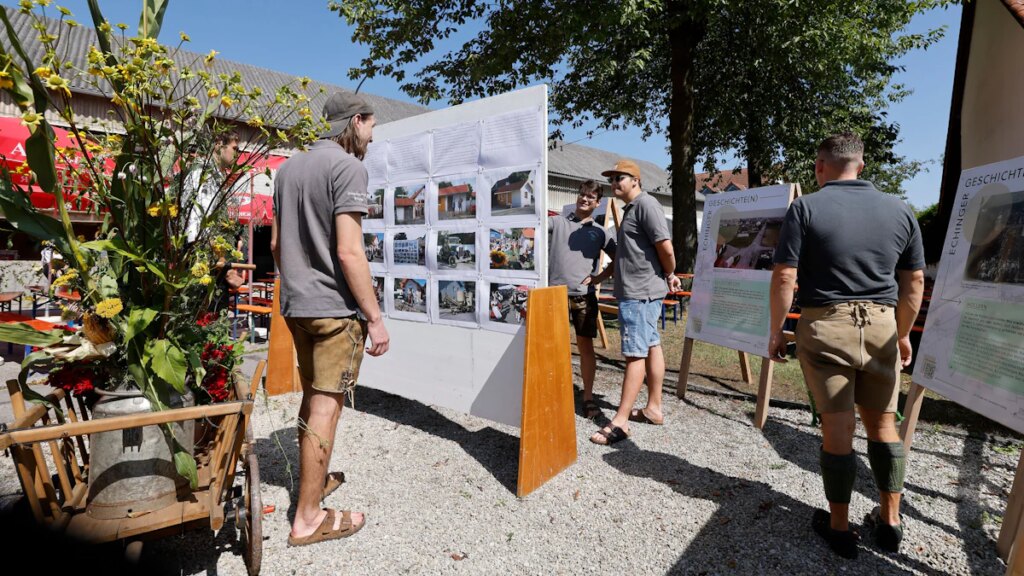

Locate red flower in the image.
[202,366,231,402]
[49,365,96,397]
[196,312,217,327]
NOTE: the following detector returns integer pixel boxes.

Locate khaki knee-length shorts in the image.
[286,316,367,394]
[796,301,901,414]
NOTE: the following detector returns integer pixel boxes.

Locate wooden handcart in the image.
[0,361,267,575]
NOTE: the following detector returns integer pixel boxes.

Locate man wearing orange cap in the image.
[587,160,681,445]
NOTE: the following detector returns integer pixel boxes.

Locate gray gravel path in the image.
[0,346,1014,575]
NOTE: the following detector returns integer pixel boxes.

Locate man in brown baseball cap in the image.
[321,91,376,139]
[586,158,681,445]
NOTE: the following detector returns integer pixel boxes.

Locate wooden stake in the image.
[676,337,695,399]
[899,381,926,452]
[738,351,753,385]
[1006,505,1024,576]
[999,451,1024,561]
[753,357,775,429]
[518,286,576,498]
[265,278,298,395]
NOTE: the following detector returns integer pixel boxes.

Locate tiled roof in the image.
[548,140,670,196]
[438,183,471,196]
[695,168,749,193]
[494,179,528,193]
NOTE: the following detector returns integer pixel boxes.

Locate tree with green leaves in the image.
[331,0,949,272]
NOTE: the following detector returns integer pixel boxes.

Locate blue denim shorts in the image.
[619,299,662,358]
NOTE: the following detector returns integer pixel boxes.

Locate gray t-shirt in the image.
[548,213,616,296]
[273,140,369,318]
[614,191,672,300]
[773,179,925,307]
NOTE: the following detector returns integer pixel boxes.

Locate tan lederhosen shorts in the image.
[285,317,367,395]
[796,301,901,414]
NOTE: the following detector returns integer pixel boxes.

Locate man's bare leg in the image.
[859,407,902,525]
[578,335,596,402]
[290,388,364,538]
[819,410,856,531]
[641,344,665,420]
[590,356,645,442]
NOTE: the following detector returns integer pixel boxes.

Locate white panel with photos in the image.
[356,85,547,428]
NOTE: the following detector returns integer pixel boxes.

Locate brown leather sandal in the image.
[287,508,365,547]
[322,471,345,500]
[628,408,664,425]
[582,399,600,419]
[589,425,629,445]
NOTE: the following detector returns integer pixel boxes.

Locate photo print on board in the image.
[485,280,535,332]
[393,277,428,318]
[489,169,537,218]
[489,226,536,271]
[393,183,427,226]
[965,190,1024,285]
[435,230,476,271]
[436,279,477,326]
[713,215,785,271]
[366,186,385,222]
[372,275,387,314]
[436,176,477,221]
[363,232,385,265]
[391,229,427,268]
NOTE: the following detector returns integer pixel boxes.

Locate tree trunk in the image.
[668,15,704,274]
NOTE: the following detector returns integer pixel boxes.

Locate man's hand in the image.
[667,274,682,293]
[768,329,788,363]
[898,334,913,368]
[225,269,244,289]
[366,317,390,357]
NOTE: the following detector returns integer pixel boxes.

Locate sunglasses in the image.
[607,174,632,184]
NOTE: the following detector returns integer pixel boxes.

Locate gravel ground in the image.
[0,346,1015,575]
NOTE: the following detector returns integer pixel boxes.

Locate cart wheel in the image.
[242,430,263,576]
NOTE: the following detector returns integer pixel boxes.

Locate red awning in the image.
[237,152,289,172]
[235,194,273,225]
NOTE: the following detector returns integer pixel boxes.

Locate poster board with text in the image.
[913,155,1024,434]
[685,184,795,357]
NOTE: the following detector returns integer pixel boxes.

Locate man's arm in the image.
[336,212,390,356]
[654,239,682,292]
[584,258,615,286]
[895,268,925,367]
[768,264,798,361]
[270,215,280,268]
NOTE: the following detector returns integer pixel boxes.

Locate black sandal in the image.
[590,425,629,445]
[582,399,600,419]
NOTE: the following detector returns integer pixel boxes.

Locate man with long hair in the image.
[272,92,390,546]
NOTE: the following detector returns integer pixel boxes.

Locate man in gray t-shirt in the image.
[548,179,615,418]
[272,92,389,547]
[769,132,924,559]
[588,160,682,446]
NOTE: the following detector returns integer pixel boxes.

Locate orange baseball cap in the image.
[601,159,641,180]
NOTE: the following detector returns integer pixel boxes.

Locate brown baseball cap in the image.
[601,159,641,180]
[321,92,375,138]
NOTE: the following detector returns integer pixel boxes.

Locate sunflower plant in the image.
[0,0,325,486]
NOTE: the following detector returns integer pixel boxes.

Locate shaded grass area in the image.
[588,310,1019,438]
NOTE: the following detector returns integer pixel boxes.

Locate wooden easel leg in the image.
[738,351,753,385]
[1006,506,1024,576]
[998,451,1024,561]
[753,357,774,429]
[676,338,695,399]
[899,382,926,452]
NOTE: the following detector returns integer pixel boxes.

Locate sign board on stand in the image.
[677,184,800,428]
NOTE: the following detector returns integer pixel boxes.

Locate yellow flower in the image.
[33,66,51,79]
[220,95,235,108]
[167,205,178,217]
[76,235,85,242]
[199,275,212,286]
[111,93,124,106]
[299,76,311,89]
[95,298,123,319]
[98,21,111,34]
[45,74,71,97]
[51,269,78,288]
[0,71,13,89]
[20,111,41,128]
[147,205,160,217]
[207,88,219,98]
[231,249,243,260]
[38,0,51,6]
[191,262,209,278]
[116,23,128,31]
[246,116,264,129]
[204,50,218,64]
[18,0,32,13]
[179,31,190,42]
[57,6,71,16]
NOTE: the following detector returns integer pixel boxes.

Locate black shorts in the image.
[568,293,599,339]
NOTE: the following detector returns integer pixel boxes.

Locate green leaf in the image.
[0,323,64,346]
[0,179,68,248]
[144,339,188,394]
[80,238,174,284]
[172,447,198,490]
[25,121,58,193]
[124,308,158,343]
[0,8,49,113]
[98,274,120,300]
[138,0,169,39]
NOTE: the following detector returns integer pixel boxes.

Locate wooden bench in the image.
[234,304,272,344]
[0,312,71,354]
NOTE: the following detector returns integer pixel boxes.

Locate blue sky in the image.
[28,1,960,209]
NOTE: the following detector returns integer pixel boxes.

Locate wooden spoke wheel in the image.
[240,425,263,576]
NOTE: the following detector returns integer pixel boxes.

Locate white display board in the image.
[913,156,1024,433]
[685,185,793,357]
[358,85,548,427]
